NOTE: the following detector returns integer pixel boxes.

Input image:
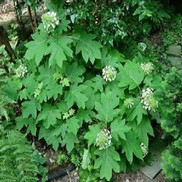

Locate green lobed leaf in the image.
[118,61,144,90]
[65,62,85,84]
[94,147,120,181]
[95,92,120,123]
[66,117,80,135]
[65,84,88,109]
[131,118,154,146]
[84,125,100,147]
[39,127,61,150]
[47,36,73,68]
[22,99,41,119]
[111,119,130,141]
[61,133,79,153]
[128,99,146,124]
[74,32,102,64]
[25,32,48,66]
[37,104,61,128]
[76,109,94,123]
[122,132,143,163]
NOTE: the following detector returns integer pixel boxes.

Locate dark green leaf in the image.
[95,92,119,123]
[47,36,73,68]
[122,132,143,163]
[111,119,130,141]
[25,32,48,66]
[94,147,120,181]
[65,84,88,109]
[37,104,61,128]
[22,99,41,119]
[128,99,146,124]
[62,133,79,153]
[74,32,102,64]
[118,61,144,90]
[84,125,100,147]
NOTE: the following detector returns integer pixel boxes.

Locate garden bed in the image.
[0,1,181,182]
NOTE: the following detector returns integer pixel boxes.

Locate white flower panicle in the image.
[16,65,28,78]
[124,98,134,109]
[41,11,59,32]
[96,129,112,150]
[140,143,148,158]
[102,66,117,82]
[141,62,154,74]
[141,88,158,112]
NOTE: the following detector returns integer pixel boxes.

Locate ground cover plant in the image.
[0,0,181,181]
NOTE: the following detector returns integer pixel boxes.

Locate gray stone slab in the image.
[168,56,182,65]
[166,44,181,56]
[141,153,161,179]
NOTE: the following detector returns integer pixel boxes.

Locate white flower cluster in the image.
[141,88,158,112]
[65,0,73,3]
[63,108,75,120]
[138,42,147,52]
[96,129,112,150]
[34,82,43,98]
[124,98,134,109]
[16,65,28,78]
[141,62,154,75]
[140,143,148,158]
[102,66,117,82]
[41,11,59,32]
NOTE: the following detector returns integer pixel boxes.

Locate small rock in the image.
[141,153,161,179]
[166,44,181,56]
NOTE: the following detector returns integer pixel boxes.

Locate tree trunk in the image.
[0,25,16,59]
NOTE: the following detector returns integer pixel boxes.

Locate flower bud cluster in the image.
[141,88,158,112]
[96,129,112,150]
[63,108,75,120]
[102,66,117,82]
[41,11,59,33]
[34,82,43,98]
[141,62,154,75]
[16,65,28,78]
[140,143,148,158]
[124,98,134,109]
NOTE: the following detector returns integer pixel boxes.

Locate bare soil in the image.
[51,170,168,182]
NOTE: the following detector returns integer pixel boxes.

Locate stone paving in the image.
[166,43,182,74]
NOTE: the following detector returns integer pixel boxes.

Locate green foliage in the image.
[0,45,16,121]
[56,152,68,165]
[94,147,120,181]
[161,138,182,182]
[0,129,38,182]
[160,67,182,181]
[160,68,182,138]
[33,151,48,182]
[64,0,170,46]
[5,2,167,181]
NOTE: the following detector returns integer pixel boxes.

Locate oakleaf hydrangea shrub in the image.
[9,6,162,181]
